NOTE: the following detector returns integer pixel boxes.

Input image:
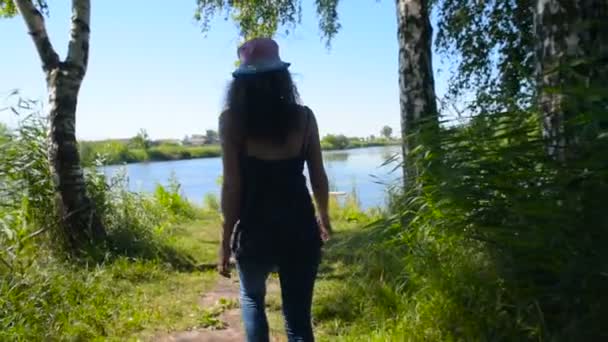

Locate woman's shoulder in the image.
[219,109,232,124]
[219,110,243,143]
[294,104,313,115]
[218,110,230,135]
[293,104,317,123]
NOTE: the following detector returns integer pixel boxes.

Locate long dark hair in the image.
[226,69,301,144]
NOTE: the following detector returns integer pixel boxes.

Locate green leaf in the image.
[0,0,17,18]
[195,0,340,46]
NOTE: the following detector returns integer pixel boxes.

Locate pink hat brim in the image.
[232,61,291,77]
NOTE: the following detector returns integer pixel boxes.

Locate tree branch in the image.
[65,0,90,75]
[13,0,60,72]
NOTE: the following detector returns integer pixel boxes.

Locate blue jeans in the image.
[237,257,319,342]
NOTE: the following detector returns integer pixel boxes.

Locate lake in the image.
[102,145,402,209]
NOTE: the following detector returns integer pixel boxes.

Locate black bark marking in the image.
[47,67,106,250]
[396,0,439,185]
[72,18,90,33]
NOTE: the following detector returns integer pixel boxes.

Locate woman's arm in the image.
[306,109,331,237]
[219,111,241,275]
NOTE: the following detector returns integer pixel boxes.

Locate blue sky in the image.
[1,0,449,140]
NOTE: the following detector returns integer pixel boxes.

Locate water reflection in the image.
[102,145,402,209]
[323,151,349,162]
[381,149,400,163]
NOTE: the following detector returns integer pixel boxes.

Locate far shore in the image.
[95,142,400,167]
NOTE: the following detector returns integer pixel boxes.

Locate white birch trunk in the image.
[396,0,439,185]
[535,0,608,160]
[14,0,105,249]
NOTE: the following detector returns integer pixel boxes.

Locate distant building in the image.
[184,134,208,146]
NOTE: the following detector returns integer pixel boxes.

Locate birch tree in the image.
[3,0,106,250]
[535,0,608,160]
[396,0,439,185]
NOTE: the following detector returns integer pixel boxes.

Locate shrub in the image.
[0,105,201,340]
[153,173,197,219]
[316,87,608,340]
[322,134,350,150]
[202,193,220,214]
[189,145,221,158]
[375,104,608,339]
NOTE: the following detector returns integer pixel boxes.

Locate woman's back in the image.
[241,106,310,161]
[227,106,319,260]
[218,37,330,342]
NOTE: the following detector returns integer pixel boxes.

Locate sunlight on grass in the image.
[169,217,222,264]
[120,270,217,340]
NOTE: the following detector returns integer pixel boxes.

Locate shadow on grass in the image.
[106,228,199,271]
[314,221,405,327]
[320,220,401,270]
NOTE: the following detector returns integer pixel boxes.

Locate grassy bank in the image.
[2,113,391,340]
[320,134,399,151]
[1,113,384,339]
[0,161,382,340]
[79,140,222,165]
[0,114,229,339]
[312,216,510,341]
[3,162,604,340]
[4,108,606,340]
[79,136,399,166]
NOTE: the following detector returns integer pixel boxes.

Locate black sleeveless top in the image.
[231,109,322,263]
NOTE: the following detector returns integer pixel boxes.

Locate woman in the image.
[218,38,331,342]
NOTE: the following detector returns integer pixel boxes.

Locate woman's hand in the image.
[218,241,231,278]
[318,214,332,242]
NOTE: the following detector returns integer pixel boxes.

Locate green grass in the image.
[0,212,225,341]
[309,221,493,341]
[169,218,222,264]
[0,253,218,341]
[2,125,388,342]
[0,184,539,341]
[1,122,229,341]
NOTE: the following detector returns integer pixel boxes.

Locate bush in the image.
[202,193,220,215]
[0,106,202,340]
[80,140,145,165]
[146,144,221,161]
[80,140,222,165]
[370,104,608,339]
[322,134,350,150]
[321,134,395,150]
[153,174,197,220]
[0,106,59,256]
[129,148,149,161]
[189,145,222,158]
[315,88,607,340]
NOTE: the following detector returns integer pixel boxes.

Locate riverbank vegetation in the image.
[320,134,397,151]
[0,113,381,340]
[4,93,606,340]
[0,113,213,339]
[78,133,398,166]
[79,139,222,165]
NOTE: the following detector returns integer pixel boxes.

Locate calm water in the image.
[102,146,401,209]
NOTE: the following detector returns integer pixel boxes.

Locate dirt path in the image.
[156,275,285,342]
